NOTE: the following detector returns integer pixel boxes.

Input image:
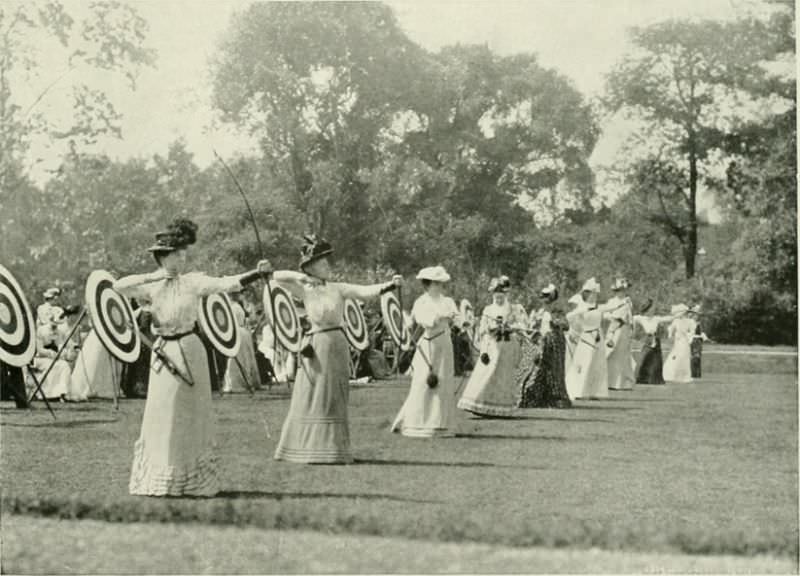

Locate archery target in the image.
[0,264,37,367]
[86,270,140,363]
[264,282,302,353]
[342,298,369,352]
[198,292,240,358]
[381,291,412,351]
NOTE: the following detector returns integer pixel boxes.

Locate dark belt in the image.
[158,325,199,341]
[305,326,344,337]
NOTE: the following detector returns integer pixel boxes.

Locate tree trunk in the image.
[685,133,698,279]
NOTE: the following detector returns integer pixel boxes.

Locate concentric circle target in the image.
[86,270,140,363]
[0,264,36,367]
[343,298,369,352]
[264,282,302,353]
[381,292,412,351]
[198,293,240,358]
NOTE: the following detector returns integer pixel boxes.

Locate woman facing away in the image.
[114,218,270,496]
[565,277,618,400]
[392,266,459,438]
[517,283,571,409]
[271,235,401,464]
[662,304,694,384]
[688,305,709,378]
[633,301,673,385]
[458,276,527,418]
[605,277,635,391]
[222,292,261,393]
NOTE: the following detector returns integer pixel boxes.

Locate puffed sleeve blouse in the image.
[113,272,242,337]
[412,294,458,336]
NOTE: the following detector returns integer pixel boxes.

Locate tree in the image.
[605,12,792,278]
[0,0,155,268]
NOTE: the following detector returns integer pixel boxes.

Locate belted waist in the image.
[422,330,446,342]
[305,325,344,337]
[158,325,199,341]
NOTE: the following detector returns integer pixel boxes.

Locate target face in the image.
[264,282,302,353]
[86,270,140,363]
[0,265,37,368]
[381,292,412,351]
[342,298,369,352]
[198,293,240,358]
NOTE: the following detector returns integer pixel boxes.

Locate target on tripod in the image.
[343,298,369,352]
[0,264,37,368]
[198,292,240,358]
[381,291,411,352]
[264,282,302,353]
[86,270,140,364]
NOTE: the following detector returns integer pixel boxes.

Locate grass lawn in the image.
[1,349,797,572]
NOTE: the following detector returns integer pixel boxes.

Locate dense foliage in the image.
[1,2,795,344]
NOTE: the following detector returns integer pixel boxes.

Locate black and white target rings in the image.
[86,270,140,364]
[343,298,369,352]
[198,293,240,358]
[264,282,302,353]
[0,264,37,368]
[381,292,412,351]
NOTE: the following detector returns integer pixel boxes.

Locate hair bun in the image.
[168,218,198,247]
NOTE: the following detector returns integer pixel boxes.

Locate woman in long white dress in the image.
[392,266,459,437]
[565,278,616,400]
[272,235,401,463]
[223,297,261,393]
[458,276,527,417]
[27,314,88,402]
[114,218,270,496]
[605,278,635,391]
[663,304,694,383]
[71,319,123,398]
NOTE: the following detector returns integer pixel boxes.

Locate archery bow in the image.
[213,149,279,358]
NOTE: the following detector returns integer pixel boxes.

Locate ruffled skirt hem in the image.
[128,441,220,497]
[457,398,517,417]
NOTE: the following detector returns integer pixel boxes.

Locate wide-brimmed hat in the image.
[147,218,198,253]
[539,283,558,302]
[416,266,450,283]
[581,277,601,293]
[671,304,689,316]
[43,287,61,300]
[299,234,334,269]
[611,277,630,291]
[488,275,511,293]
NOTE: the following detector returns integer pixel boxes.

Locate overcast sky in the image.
[23,0,775,216]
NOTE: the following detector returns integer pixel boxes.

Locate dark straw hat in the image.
[147,218,198,253]
[299,234,333,269]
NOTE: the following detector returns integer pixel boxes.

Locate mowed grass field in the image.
[1,348,797,573]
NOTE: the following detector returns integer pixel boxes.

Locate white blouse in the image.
[411,293,459,337]
[114,272,242,336]
[633,315,672,335]
[479,302,527,338]
[276,278,385,331]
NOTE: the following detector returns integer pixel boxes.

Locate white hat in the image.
[690,304,701,314]
[539,283,558,301]
[671,304,689,316]
[416,266,451,283]
[43,287,61,300]
[581,277,600,293]
[611,277,630,291]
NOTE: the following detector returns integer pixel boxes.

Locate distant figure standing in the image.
[662,304,693,383]
[223,294,261,393]
[633,308,673,385]
[605,277,635,391]
[689,305,709,378]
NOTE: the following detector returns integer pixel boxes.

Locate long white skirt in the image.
[565,333,608,400]
[223,330,260,392]
[663,338,692,383]
[27,357,88,401]
[71,330,123,398]
[392,332,457,437]
[606,325,635,390]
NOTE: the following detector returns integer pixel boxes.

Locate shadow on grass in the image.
[571,403,642,411]
[2,418,118,428]
[354,458,545,470]
[513,414,614,423]
[218,490,436,504]
[456,433,567,442]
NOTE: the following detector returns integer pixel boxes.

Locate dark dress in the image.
[1,360,29,408]
[635,334,665,385]
[517,313,571,408]
[451,326,475,376]
[690,323,703,378]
